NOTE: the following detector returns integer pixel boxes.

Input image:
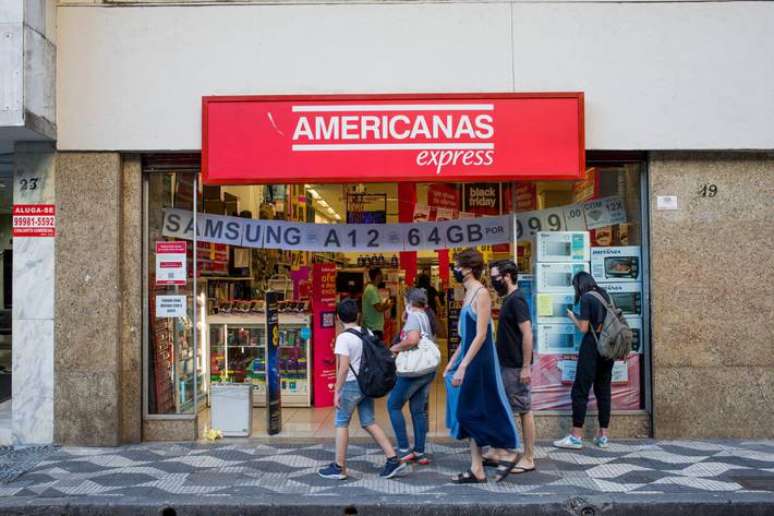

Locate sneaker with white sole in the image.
[553,434,583,449]
[318,462,347,480]
[380,457,407,479]
[593,435,609,448]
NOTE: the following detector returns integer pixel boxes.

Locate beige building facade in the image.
[1,1,772,445]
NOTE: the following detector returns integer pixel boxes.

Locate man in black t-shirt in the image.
[483,260,536,475]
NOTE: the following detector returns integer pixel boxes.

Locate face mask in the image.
[453,268,466,284]
[493,278,508,296]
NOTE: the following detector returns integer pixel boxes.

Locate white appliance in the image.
[534,262,590,294]
[591,246,642,282]
[535,231,590,263]
[535,293,576,324]
[210,383,253,437]
[536,323,583,354]
[599,282,643,317]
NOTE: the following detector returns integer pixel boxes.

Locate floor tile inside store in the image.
[200,376,448,439]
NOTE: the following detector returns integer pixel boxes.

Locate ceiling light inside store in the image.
[318,200,330,208]
[307,188,321,200]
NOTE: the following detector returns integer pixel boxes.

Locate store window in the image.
[142,154,649,432]
[144,167,203,416]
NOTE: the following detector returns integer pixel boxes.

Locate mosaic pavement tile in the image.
[89,473,160,487]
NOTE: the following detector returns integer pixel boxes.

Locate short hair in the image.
[404,287,428,308]
[491,260,518,283]
[455,248,484,280]
[368,267,382,281]
[337,298,359,324]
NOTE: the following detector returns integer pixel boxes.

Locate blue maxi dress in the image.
[445,292,519,449]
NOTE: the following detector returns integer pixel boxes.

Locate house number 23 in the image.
[20,178,40,191]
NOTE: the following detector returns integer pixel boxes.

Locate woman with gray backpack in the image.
[554,271,633,450]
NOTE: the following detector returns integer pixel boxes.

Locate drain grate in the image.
[735,477,774,492]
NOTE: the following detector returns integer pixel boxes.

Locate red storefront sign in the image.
[203,93,584,184]
[12,204,56,237]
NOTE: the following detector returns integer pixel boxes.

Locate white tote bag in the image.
[395,311,441,377]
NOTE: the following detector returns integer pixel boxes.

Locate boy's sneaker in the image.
[400,450,431,465]
[380,457,407,479]
[593,435,609,448]
[318,462,347,480]
[553,434,583,449]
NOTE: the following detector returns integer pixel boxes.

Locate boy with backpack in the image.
[318,298,406,480]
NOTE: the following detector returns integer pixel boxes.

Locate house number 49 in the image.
[698,184,718,197]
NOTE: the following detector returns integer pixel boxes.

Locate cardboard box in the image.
[535,293,576,323]
[535,262,590,293]
[536,323,583,354]
[517,275,535,321]
[535,231,590,263]
[590,223,633,247]
[591,246,642,282]
[625,316,643,353]
[599,281,643,316]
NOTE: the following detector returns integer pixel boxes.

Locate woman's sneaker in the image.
[380,457,408,479]
[593,435,609,448]
[401,450,431,465]
[553,434,583,449]
[318,463,347,480]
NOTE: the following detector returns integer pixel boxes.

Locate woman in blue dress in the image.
[445,248,519,483]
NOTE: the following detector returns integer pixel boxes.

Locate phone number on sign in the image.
[13,216,55,227]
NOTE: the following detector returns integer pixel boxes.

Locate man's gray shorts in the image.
[501,366,532,414]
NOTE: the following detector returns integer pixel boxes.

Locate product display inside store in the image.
[144,161,647,437]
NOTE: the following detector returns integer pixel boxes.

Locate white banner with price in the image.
[516,196,627,240]
[162,209,512,252]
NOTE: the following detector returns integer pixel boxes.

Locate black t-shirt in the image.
[496,290,533,368]
[579,289,611,341]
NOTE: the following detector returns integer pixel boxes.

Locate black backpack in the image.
[345,328,397,398]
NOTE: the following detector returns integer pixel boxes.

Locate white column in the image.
[12,143,55,444]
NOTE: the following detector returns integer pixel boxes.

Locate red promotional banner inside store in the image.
[202,93,585,184]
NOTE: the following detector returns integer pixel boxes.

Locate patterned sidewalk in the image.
[0,439,773,504]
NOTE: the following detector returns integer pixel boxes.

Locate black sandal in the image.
[482,457,499,468]
[451,469,487,484]
[494,459,519,483]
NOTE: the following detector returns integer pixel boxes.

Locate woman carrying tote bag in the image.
[388,288,440,465]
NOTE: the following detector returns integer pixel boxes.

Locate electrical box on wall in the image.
[591,246,642,282]
[535,231,590,263]
[535,262,590,293]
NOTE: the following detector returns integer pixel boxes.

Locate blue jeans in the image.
[387,372,435,453]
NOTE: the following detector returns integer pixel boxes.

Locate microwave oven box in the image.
[535,293,576,324]
[536,323,583,355]
[535,262,590,294]
[517,275,535,321]
[599,281,643,317]
[591,246,642,282]
[535,231,590,263]
[625,316,643,354]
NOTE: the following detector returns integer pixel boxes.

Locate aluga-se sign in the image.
[202,93,585,184]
